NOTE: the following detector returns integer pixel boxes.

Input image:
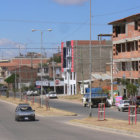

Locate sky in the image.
[0,0,140,59]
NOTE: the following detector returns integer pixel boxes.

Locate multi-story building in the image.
[109,14,140,81]
[109,13,140,95]
[61,39,112,95]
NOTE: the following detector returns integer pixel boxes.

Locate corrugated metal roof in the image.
[92,73,111,81]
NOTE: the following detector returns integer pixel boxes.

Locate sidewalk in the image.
[70,117,140,137]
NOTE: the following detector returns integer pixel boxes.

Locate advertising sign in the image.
[71,40,74,72]
[115,96,122,106]
[36,81,49,86]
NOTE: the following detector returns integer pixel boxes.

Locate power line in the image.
[0,19,106,26]
[93,5,140,17]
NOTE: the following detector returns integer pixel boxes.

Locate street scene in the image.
[0,0,140,140]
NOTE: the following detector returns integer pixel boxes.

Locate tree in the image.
[126,83,137,97]
[5,74,17,98]
[103,88,110,99]
[50,56,61,63]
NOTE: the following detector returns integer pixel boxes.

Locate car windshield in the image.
[49,92,55,94]
[20,106,32,111]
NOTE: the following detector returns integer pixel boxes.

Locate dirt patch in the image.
[0,96,77,117]
[71,117,140,134]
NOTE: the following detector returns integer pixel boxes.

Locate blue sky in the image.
[0,0,140,58]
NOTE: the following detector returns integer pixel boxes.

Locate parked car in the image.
[0,86,8,92]
[15,103,35,121]
[46,91,57,99]
[118,100,130,112]
[26,90,39,96]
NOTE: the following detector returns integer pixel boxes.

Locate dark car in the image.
[15,103,35,121]
[0,86,8,91]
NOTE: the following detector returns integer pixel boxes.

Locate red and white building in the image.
[61,40,112,95]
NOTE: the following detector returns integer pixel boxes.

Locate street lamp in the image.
[32,28,52,107]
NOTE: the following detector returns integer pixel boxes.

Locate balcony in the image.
[113,71,139,79]
[114,51,140,60]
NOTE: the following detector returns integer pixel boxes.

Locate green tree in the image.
[5,74,16,98]
[126,83,137,97]
[50,56,61,63]
[103,88,110,99]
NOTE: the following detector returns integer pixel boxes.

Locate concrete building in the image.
[61,39,112,95]
[109,13,140,95]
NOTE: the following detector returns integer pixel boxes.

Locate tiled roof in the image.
[0,62,17,67]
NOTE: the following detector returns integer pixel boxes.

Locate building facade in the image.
[109,13,140,82]
[109,13,140,96]
[61,40,112,95]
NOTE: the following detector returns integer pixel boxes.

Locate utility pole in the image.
[14,67,16,99]
[32,28,52,107]
[110,50,113,105]
[89,0,92,117]
[53,61,56,92]
[19,46,22,101]
[80,46,84,94]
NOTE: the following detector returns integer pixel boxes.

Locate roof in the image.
[78,79,94,83]
[92,73,111,81]
[0,62,17,67]
[108,13,140,25]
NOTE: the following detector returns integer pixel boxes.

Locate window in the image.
[135,41,138,51]
[44,68,48,73]
[135,21,138,30]
[122,62,126,71]
[127,42,131,52]
[132,61,138,71]
[122,43,125,52]
[115,25,125,37]
[38,68,41,73]
[116,44,121,54]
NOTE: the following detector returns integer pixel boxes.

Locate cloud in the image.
[0,38,25,48]
[53,0,88,5]
[0,38,26,59]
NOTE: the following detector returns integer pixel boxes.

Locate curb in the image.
[67,121,140,138]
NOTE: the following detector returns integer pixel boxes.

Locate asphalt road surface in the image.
[48,99,140,121]
[0,100,139,140]
[2,92,140,121]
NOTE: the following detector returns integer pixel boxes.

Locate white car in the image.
[26,90,38,96]
[118,100,130,112]
[46,91,57,99]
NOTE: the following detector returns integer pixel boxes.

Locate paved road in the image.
[48,99,140,121]
[2,92,140,121]
[0,100,139,140]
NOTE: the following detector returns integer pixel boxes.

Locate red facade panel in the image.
[61,42,64,72]
[71,40,74,72]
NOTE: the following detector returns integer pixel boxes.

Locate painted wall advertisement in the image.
[115,96,122,106]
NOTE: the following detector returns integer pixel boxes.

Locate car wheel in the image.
[118,108,120,111]
[32,116,35,121]
[15,117,19,121]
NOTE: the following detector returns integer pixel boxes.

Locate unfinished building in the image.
[109,13,140,93]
